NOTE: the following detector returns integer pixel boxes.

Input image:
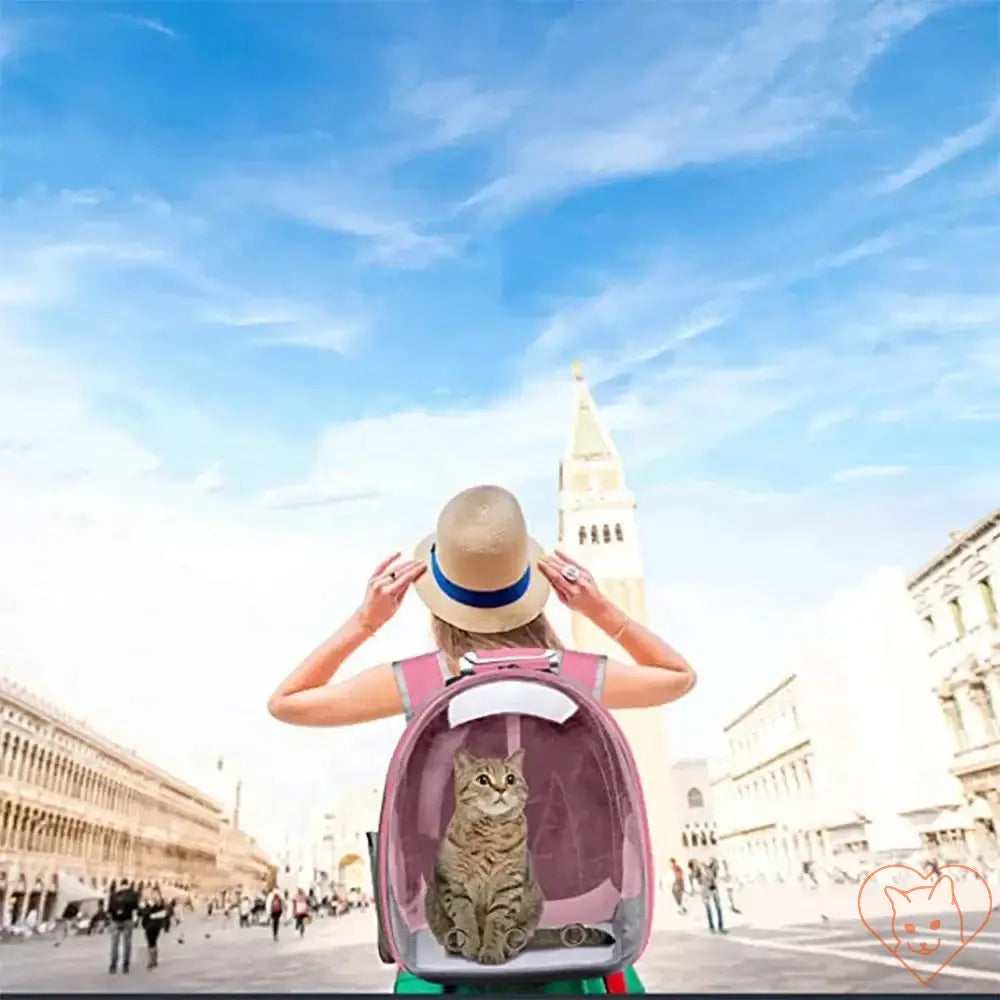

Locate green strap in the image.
[394,969,643,995]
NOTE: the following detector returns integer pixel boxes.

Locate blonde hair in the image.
[431,613,565,669]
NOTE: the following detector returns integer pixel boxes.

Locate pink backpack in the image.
[371,647,654,985]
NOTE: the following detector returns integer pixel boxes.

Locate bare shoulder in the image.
[268,662,403,727]
[601,657,696,710]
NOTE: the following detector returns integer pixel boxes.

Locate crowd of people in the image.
[204,885,372,943]
[669,857,741,934]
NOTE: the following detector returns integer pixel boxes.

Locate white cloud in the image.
[525,255,754,366]
[883,292,1000,330]
[877,96,1000,194]
[58,188,112,207]
[0,20,20,64]
[259,484,381,510]
[112,14,177,40]
[396,76,519,148]
[251,323,362,353]
[822,233,897,268]
[192,463,225,494]
[807,408,855,436]
[197,292,365,353]
[246,181,455,269]
[453,0,951,216]
[831,464,908,482]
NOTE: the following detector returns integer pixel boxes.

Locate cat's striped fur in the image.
[424,748,613,965]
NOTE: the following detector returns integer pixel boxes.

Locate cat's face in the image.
[885,876,961,957]
[453,748,529,819]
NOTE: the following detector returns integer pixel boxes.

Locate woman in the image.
[269,485,697,993]
[293,889,310,937]
[267,889,284,942]
[140,888,169,970]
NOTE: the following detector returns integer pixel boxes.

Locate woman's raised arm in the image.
[266,554,425,727]
[537,550,696,710]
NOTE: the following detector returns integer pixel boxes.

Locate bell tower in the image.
[557,362,678,898]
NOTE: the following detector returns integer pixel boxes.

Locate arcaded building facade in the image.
[0,676,228,922]
[909,506,1000,852]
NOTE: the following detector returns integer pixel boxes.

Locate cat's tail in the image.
[525,924,615,950]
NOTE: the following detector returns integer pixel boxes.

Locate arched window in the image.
[590,525,599,543]
[699,832,708,846]
[614,523,623,541]
[602,524,611,543]
[578,525,587,544]
[687,787,704,809]
[681,832,689,848]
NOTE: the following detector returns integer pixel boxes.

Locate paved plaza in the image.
[1,892,997,994]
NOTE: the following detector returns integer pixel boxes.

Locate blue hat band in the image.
[430,545,531,609]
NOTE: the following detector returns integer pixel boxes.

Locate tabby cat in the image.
[425,747,614,965]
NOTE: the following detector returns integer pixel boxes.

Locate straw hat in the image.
[413,485,550,634]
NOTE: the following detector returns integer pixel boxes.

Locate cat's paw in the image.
[460,932,481,960]
[476,943,509,965]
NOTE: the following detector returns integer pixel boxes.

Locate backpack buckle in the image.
[444,661,476,687]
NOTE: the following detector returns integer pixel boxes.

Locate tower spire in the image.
[567,363,617,461]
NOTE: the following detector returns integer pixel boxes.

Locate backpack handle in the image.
[456,648,562,675]
[392,647,607,722]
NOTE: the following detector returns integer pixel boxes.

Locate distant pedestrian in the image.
[140,888,169,970]
[293,889,309,937]
[108,878,140,974]
[699,858,725,934]
[802,860,818,888]
[720,866,742,914]
[54,900,80,944]
[88,900,108,935]
[268,890,284,941]
[687,858,699,896]
[239,896,251,928]
[169,898,185,944]
[669,857,687,915]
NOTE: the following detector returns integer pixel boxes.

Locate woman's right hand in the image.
[356,552,426,634]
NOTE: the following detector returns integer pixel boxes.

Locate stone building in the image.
[670,759,718,859]
[557,364,680,882]
[710,675,825,881]
[0,675,239,922]
[712,568,963,880]
[909,506,1000,856]
[318,786,381,896]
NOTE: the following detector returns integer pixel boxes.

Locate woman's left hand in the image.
[538,550,612,624]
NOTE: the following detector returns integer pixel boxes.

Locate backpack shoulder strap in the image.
[391,651,451,722]
[559,650,608,702]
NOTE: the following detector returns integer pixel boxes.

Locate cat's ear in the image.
[929,875,956,904]
[506,747,526,771]
[884,886,907,910]
[453,749,476,773]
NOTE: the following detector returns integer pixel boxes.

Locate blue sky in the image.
[1,0,999,843]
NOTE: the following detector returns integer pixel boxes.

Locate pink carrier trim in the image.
[391,651,450,721]
[561,650,607,700]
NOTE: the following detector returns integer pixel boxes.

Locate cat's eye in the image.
[904,923,916,933]
[476,774,490,785]
[505,774,516,785]
[929,919,940,930]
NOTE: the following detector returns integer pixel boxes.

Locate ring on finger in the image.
[561,565,581,583]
